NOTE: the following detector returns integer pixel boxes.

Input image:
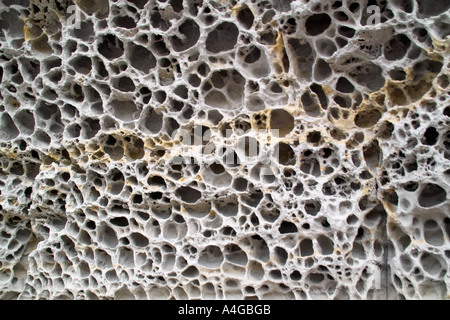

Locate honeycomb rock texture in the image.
[0,0,449,300]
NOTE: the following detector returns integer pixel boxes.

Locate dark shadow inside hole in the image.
[176,186,201,203]
[304,199,321,216]
[305,13,332,36]
[423,127,439,146]
[418,183,447,208]
[113,16,137,29]
[237,6,254,30]
[98,34,124,60]
[279,221,298,234]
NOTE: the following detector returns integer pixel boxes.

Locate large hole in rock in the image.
[19,58,40,81]
[288,38,314,81]
[310,83,328,110]
[98,224,118,248]
[98,34,124,60]
[125,136,145,160]
[199,245,224,269]
[176,186,202,203]
[389,69,406,81]
[355,109,382,128]
[305,13,332,36]
[301,91,321,117]
[170,19,200,52]
[205,90,228,109]
[185,200,211,218]
[391,0,414,13]
[113,16,136,29]
[130,232,149,247]
[377,121,394,140]
[110,217,129,227]
[270,109,294,137]
[128,43,156,73]
[205,22,239,53]
[242,46,261,64]
[225,244,248,266]
[237,5,254,30]
[418,183,447,208]
[299,239,314,257]
[139,107,163,134]
[73,20,95,41]
[82,117,101,139]
[314,59,332,81]
[169,0,183,12]
[300,158,321,177]
[348,62,385,92]
[113,76,135,92]
[424,219,444,246]
[0,113,19,141]
[423,127,439,146]
[118,247,134,268]
[304,199,321,216]
[77,0,109,18]
[248,261,264,280]
[275,142,296,165]
[279,221,298,234]
[203,163,232,188]
[127,0,148,9]
[148,175,167,188]
[204,69,245,110]
[412,59,443,82]
[246,235,270,262]
[307,131,322,144]
[316,38,337,57]
[336,77,355,93]
[417,0,450,17]
[317,236,334,255]
[260,206,280,222]
[384,34,411,61]
[109,100,140,122]
[0,8,24,38]
[420,252,444,276]
[14,110,35,136]
[363,140,382,170]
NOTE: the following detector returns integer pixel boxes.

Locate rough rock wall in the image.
[0,0,449,300]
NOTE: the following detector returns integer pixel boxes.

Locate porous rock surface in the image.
[0,0,449,300]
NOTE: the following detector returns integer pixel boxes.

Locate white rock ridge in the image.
[0,0,449,299]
